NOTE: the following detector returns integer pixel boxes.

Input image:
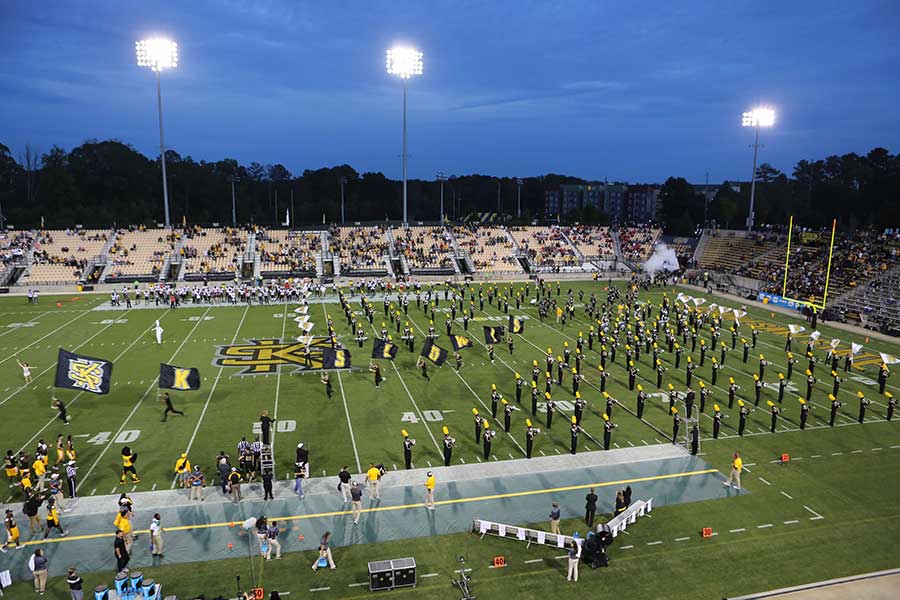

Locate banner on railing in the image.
[756,291,802,310]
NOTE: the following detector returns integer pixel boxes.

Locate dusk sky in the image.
[2,1,899,183]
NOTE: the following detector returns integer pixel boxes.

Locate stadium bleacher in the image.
[392,226,455,274]
[24,229,110,285]
[330,225,390,275]
[619,226,662,263]
[563,225,615,260]
[105,227,178,282]
[451,224,522,273]
[508,226,580,271]
[180,226,246,280]
[257,229,321,276]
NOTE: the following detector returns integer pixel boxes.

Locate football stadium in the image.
[1,3,899,600]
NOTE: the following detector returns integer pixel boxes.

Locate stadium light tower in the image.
[386,46,423,227]
[136,38,179,228]
[436,171,448,224]
[741,106,775,232]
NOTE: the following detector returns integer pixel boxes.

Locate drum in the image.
[93,584,109,600]
[114,572,129,595]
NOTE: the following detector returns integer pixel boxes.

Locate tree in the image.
[660,177,703,235]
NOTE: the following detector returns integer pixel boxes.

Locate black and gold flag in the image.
[159,363,201,390]
[54,349,113,395]
[509,316,525,334]
[372,340,399,360]
[420,339,449,366]
[483,326,505,344]
[322,348,352,369]
[451,334,473,351]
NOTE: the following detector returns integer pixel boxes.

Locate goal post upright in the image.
[780,216,838,311]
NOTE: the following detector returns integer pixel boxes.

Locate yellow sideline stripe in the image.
[20,468,718,546]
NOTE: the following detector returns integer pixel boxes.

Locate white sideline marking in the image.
[804,505,824,520]
[781,491,794,500]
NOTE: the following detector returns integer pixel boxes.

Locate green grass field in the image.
[1,280,899,598]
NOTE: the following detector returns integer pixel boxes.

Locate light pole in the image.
[340,176,347,225]
[436,171,447,224]
[136,38,178,228]
[741,106,775,232]
[230,174,240,227]
[516,178,523,218]
[386,47,423,227]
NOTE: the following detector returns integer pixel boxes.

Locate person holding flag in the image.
[153,320,164,345]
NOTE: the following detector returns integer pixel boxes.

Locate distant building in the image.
[604,184,627,221]
[626,185,660,222]
[544,189,561,217]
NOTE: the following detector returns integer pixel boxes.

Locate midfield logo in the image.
[213,338,347,375]
[67,358,106,393]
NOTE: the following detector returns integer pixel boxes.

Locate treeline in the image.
[1,140,897,232]
[661,148,900,235]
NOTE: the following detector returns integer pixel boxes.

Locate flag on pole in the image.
[879,353,900,365]
[322,348,351,369]
[509,315,525,334]
[830,338,841,349]
[810,331,821,342]
[420,339,448,366]
[851,342,863,354]
[372,340,399,360]
[483,326,505,344]
[54,349,113,395]
[788,324,805,334]
[299,321,314,332]
[159,364,201,390]
[450,335,473,351]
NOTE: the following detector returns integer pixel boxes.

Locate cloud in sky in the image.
[0,0,898,182]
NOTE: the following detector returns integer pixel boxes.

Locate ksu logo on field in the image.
[68,358,105,392]
[213,338,351,375]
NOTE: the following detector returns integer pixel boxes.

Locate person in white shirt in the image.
[149,513,163,556]
[153,320,164,345]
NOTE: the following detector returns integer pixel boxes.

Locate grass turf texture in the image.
[0,281,898,597]
[8,427,900,598]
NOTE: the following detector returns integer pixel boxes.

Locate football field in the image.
[1,281,899,500]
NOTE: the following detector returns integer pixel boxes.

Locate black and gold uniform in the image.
[120,446,140,484]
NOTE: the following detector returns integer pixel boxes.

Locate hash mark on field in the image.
[831,452,843,456]
[151,483,157,491]
[620,545,634,550]
[539,450,546,456]
[426,461,432,468]
[508,453,515,459]
[459,458,466,464]
[646,540,663,546]
[872,447,883,451]
[675,536,690,542]
[851,449,864,454]
[348,582,368,587]
[131,485,136,492]
[524,558,543,564]
[421,572,440,578]
[554,449,561,454]
[757,524,773,529]
[890,445,900,449]
[613,442,620,448]
[627,441,635,447]
[758,477,771,486]
[476,457,482,462]
[655,438,663,443]
[784,520,799,525]
[781,491,794,500]
[110,488,116,494]
[392,464,397,471]
[322,470,326,476]
[492,455,498,461]
[641,440,648,445]
[811,454,822,458]
[90,489,96,496]
[729,528,746,533]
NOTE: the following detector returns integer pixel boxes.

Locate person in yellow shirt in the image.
[4,451,19,487]
[1,509,21,551]
[113,510,134,552]
[173,453,192,488]
[366,463,381,501]
[43,499,67,539]
[424,471,435,510]
[32,457,47,493]
[723,451,743,490]
[120,446,140,484]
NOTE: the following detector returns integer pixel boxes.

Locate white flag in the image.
[299,321,314,332]
[296,335,314,345]
[294,316,309,325]
[788,324,805,335]
[708,303,717,311]
[809,331,821,342]
[830,338,841,349]
[733,309,747,319]
[676,293,688,303]
[879,353,900,365]
[851,342,863,354]
[692,298,706,306]
[718,305,728,315]
[293,306,309,314]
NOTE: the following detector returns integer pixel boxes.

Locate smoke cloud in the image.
[642,243,680,275]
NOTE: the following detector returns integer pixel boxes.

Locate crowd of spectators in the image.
[257,229,321,273]
[452,224,520,273]
[180,226,246,275]
[619,226,662,262]
[392,226,454,270]
[563,225,615,259]
[0,230,36,266]
[330,225,390,272]
[107,226,178,277]
[508,226,580,270]
[30,229,110,281]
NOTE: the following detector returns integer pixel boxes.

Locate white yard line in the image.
[758,477,771,486]
[15,308,154,455]
[0,308,136,408]
[183,305,251,458]
[0,310,50,339]
[318,305,361,472]
[271,304,289,458]
[781,491,794,500]
[80,307,212,488]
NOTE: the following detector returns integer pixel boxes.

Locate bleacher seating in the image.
[24,229,110,285]
[564,225,615,260]
[697,231,781,274]
[331,225,390,274]
[257,229,320,275]
[180,227,246,279]
[451,225,521,273]
[619,226,662,262]
[105,227,178,281]
[508,226,580,271]
[392,226,455,273]
[0,230,35,266]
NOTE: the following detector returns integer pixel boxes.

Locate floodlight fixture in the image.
[741,106,777,232]
[136,38,179,72]
[386,47,423,79]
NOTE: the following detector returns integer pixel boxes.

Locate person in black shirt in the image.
[114,529,130,574]
[584,487,598,527]
[66,567,83,600]
[160,392,184,422]
[259,411,274,445]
